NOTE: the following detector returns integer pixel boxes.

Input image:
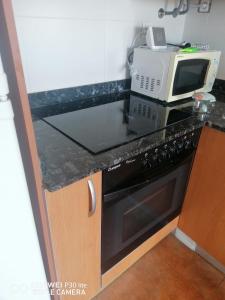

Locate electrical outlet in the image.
[198,0,212,13]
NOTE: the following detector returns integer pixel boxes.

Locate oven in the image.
[101,128,201,273]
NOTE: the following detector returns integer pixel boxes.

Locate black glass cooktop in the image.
[44,94,194,154]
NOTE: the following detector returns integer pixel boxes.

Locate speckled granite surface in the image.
[31,91,130,121]
[32,96,203,191]
[31,79,225,192]
[29,79,131,109]
[34,116,205,192]
[30,79,225,193]
[206,101,225,131]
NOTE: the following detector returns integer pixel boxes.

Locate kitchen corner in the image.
[2,1,225,299]
[28,75,225,299]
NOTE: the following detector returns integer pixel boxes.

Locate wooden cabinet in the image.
[179,126,225,266]
[45,172,102,300]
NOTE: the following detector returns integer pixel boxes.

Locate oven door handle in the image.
[104,152,194,204]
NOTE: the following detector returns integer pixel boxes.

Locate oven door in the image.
[102,154,193,273]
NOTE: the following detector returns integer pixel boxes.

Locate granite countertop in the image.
[32,92,225,192]
[206,102,225,130]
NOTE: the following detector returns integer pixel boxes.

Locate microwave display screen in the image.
[173,59,209,96]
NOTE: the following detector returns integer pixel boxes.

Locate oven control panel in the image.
[103,128,201,194]
[142,128,201,168]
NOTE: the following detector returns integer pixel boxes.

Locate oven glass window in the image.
[173,59,209,96]
[102,154,194,273]
[122,180,175,241]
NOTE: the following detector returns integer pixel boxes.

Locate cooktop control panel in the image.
[103,128,201,194]
[142,129,201,169]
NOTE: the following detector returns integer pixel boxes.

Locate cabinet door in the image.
[45,172,102,300]
[178,127,225,265]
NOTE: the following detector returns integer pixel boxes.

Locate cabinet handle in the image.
[88,179,96,217]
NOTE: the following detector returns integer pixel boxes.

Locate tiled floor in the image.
[95,235,225,300]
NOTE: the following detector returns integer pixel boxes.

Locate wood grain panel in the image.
[179,126,225,266]
[102,217,179,288]
[46,172,102,300]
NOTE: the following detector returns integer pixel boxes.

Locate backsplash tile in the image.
[28,79,131,109]
[13,1,186,93]
[29,78,225,111]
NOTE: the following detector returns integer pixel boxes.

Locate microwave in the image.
[131,47,221,102]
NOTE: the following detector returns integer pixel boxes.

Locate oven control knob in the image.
[152,153,158,161]
[169,146,176,154]
[177,141,184,149]
[142,159,148,167]
[147,161,152,168]
[184,140,191,150]
[160,150,167,160]
[176,142,184,154]
[167,151,171,159]
[151,154,159,166]
[143,159,152,168]
[192,139,197,148]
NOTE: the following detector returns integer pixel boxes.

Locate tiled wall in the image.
[183,0,225,80]
[12,0,186,93]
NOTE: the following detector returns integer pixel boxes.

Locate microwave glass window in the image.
[173,59,209,96]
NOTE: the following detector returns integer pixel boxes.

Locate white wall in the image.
[12,0,186,93]
[183,0,225,80]
[0,99,49,299]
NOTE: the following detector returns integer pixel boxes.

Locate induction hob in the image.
[43,94,194,154]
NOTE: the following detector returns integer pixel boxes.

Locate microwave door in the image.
[173,59,210,96]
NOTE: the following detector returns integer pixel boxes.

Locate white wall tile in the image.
[15,17,105,92]
[183,0,225,79]
[12,0,106,20]
[105,21,136,81]
[12,0,187,93]
[106,0,181,21]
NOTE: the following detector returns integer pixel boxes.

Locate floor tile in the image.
[95,235,224,300]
